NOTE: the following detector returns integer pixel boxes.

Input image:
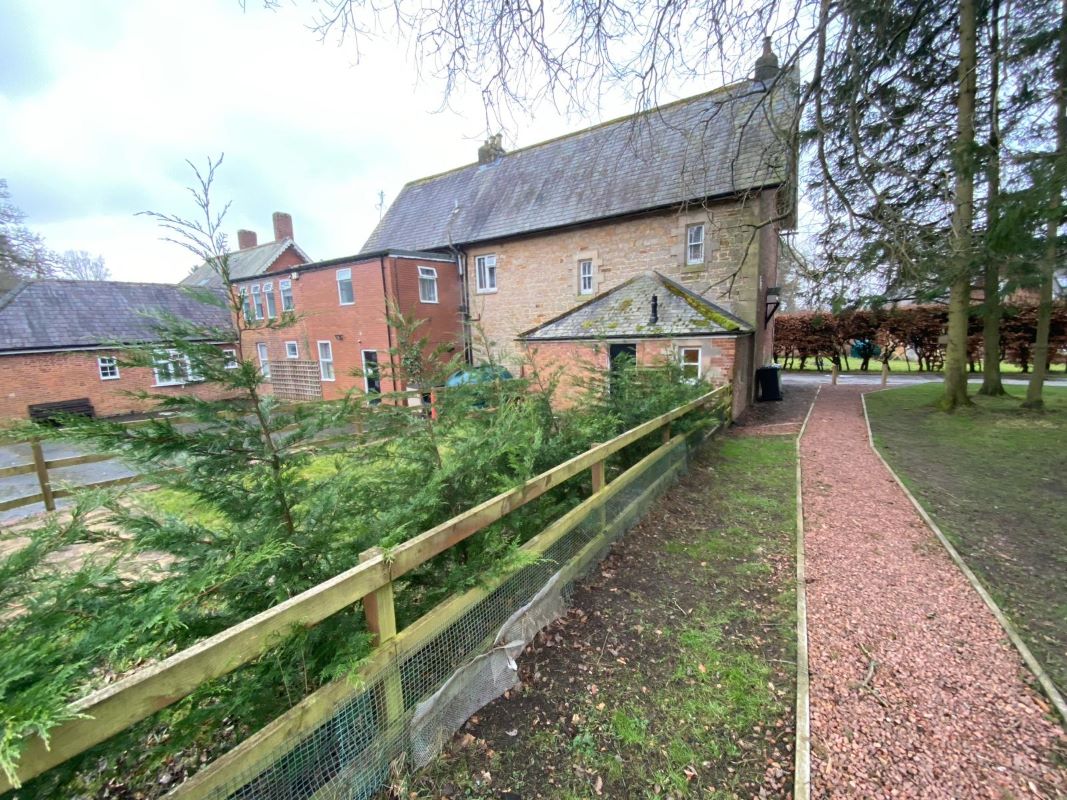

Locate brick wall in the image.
[465,195,777,365]
[520,334,749,417]
[235,255,463,402]
[0,349,232,421]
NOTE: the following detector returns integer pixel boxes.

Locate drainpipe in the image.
[379,255,398,399]
[449,244,473,365]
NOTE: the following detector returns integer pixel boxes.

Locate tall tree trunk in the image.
[1023,0,1067,409]
[979,0,1007,396]
[941,0,979,411]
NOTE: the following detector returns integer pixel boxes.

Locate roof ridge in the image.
[405,78,760,188]
[18,278,185,288]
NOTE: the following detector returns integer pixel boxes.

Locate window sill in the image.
[339,302,355,307]
[420,298,440,304]
[475,288,498,295]
[100,376,121,382]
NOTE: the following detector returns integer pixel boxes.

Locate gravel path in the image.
[801,385,1066,799]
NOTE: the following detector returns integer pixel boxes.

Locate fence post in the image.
[881,362,889,387]
[831,365,839,385]
[662,420,672,444]
[31,439,55,511]
[590,450,607,532]
[359,547,404,728]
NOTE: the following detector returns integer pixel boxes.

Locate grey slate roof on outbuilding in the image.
[180,239,310,288]
[362,78,795,253]
[519,272,752,341]
[0,280,233,354]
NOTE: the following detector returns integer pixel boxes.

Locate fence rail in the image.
[0,385,730,796]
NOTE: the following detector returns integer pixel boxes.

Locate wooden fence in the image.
[0,385,730,797]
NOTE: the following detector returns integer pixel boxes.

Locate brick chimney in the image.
[237,229,258,250]
[272,212,294,242]
[477,134,506,165]
[753,37,780,82]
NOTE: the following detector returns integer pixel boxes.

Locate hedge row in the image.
[773,304,1067,372]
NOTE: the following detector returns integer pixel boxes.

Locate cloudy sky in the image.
[0,0,718,283]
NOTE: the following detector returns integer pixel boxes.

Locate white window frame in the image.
[475,254,497,294]
[679,346,703,380]
[263,281,277,319]
[97,356,120,381]
[337,268,355,305]
[153,349,195,387]
[285,341,299,359]
[361,350,381,394]
[418,266,439,303]
[222,348,239,369]
[257,342,271,380]
[251,284,265,320]
[578,259,594,295]
[318,340,335,381]
[239,287,253,321]
[686,224,705,265]
[279,278,294,311]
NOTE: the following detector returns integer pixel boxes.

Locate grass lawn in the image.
[782,359,1059,374]
[410,434,798,799]
[866,383,1067,697]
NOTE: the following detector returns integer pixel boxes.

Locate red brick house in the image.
[360,44,796,410]
[181,211,311,289]
[229,250,463,402]
[0,280,234,421]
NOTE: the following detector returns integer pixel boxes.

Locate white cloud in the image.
[1,0,714,282]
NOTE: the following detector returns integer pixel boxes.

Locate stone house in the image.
[360,44,796,408]
[0,280,233,421]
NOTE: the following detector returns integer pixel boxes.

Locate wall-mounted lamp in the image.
[334,333,345,341]
[764,286,781,328]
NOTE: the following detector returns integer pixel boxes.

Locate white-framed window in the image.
[337,268,355,305]
[686,224,705,265]
[251,284,265,319]
[318,340,335,381]
[279,278,295,311]
[418,266,438,303]
[257,342,271,379]
[239,287,253,321]
[285,341,299,359]
[679,347,702,380]
[475,254,497,293]
[222,348,239,369]
[578,259,594,295]
[153,349,196,386]
[263,281,277,319]
[97,356,120,381]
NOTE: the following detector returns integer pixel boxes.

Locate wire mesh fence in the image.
[209,430,703,800]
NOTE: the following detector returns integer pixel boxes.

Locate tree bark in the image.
[940,0,978,411]
[979,0,1007,396]
[1023,0,1067,409]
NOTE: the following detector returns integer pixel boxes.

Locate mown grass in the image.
[866,383,1067,697]
[782,358,1052,374]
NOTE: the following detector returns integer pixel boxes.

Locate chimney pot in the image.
[237,229,258,250]
[753,36,780,82]
[272,212,294,242]
[477,133,507,165]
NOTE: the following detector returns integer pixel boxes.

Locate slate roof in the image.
[0,280,233,354]
[180,239,310,288]
[362,77,795,253]
[519,272,752,341]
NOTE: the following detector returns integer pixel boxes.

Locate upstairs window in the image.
[98,356,120,381]
[285,341,299,359]
[679,347,702,380]
[263,281,277,319]
[257,342,271,379]
[337,268,355,305]
[578,259,594,295]
[239,287,253,321]
[686,224,705,265]
[475,254,497,293]
[279,278,295,311]
[418,266,439,303]
[251,284,265,320]
[222,348,239,369]
[318,341,335,381]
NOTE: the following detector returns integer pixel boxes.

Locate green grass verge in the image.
[782,359,1054,374]
[866,383,1067,698]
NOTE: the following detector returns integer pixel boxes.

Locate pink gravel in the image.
[801,385,1066,799]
